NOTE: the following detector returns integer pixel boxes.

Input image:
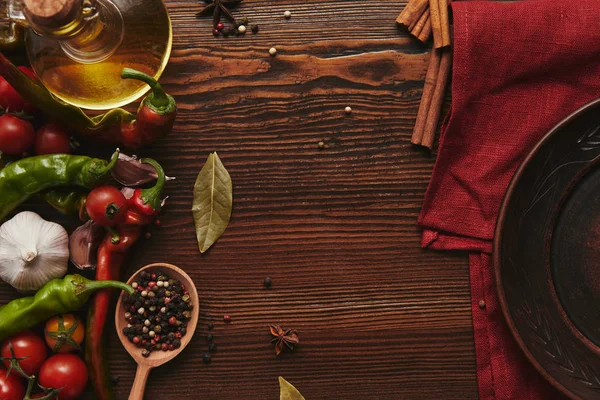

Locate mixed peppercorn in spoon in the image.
[121,271,193,357]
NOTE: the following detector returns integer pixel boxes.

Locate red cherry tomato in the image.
[34,123,71,155]
[0,114,35,155]
[86,185,128,227]
[1,331,47,376]
[0,368,25,400]
[38,354,88,400]
[0,66,38,114]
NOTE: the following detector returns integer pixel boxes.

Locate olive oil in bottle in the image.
[6,0,172,110]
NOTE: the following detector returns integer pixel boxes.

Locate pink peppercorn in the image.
[168,344,175,351]
[169,316,177,325]
[133,336,140,344]
[223,314,231,323]
[161,343,168,351]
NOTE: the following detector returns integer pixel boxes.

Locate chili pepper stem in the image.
[140,158,166,206]
[121,68,169,107]
[106,226,121,244]
[94,149,120,179]
[121,68,176,115]
[83,279,134,295]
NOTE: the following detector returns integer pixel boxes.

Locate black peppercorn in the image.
[142,350,150,358]
[251,25,259,34]
[202,353,212,363]
[206,333,213,342]
[208,343,217,353]
[207,321,214,330]
[263,277,272,288]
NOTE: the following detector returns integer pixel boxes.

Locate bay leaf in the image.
[279,377,306,400]
[192,152,232,253]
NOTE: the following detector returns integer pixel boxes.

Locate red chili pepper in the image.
[120,70,177,149]
[0,54,177,149]
[85,225,141,400]
[129,158,166,216]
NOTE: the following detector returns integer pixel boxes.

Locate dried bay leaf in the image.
[192,152,232,253]
[279,377,306,400]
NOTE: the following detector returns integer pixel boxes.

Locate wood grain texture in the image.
[0,0,477,398]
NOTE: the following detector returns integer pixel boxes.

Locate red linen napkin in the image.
[418,0,600,398]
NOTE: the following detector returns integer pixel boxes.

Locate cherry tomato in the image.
[44,314,85,353]
[1,331,47,376]
[0,368,25,400]
[85,186,128,227]
[0,114,35,155]
[39,354,88,400]
[0,66,38,114]
[34,123,71,155]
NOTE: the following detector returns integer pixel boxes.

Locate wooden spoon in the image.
[115,263,199,400]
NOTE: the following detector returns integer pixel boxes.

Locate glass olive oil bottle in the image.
[4,0,172,110]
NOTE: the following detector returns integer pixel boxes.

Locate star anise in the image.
[196,0,243,28]
[269,325,299,355]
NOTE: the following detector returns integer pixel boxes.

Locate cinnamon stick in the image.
[411,49,442,145]
[421,50,452,149]
[397,0,429,29]
[438,0,451,47]
[429,0,443,48]
[417,16,432,42]
[410,8,430,37]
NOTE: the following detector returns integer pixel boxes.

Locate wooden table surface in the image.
[0,0,479,398]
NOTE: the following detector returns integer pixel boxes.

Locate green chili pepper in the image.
[41,187,89,220]
[0,274,133,342]
[0,151,118,221]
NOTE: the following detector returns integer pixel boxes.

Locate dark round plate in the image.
[494,98,600,400]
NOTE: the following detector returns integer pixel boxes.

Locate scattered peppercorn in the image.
[208,343,217,353]
[203,352,212,363]
[345,106,352,114]
[269,47,277,56]
[121,270,193,357]
[154,219,161,227]
[144,232,152,239]
[237,25,246,34]
[223,314,231,323]
[212,28,220,36]
[251,25,259,34]
[284,10,291,19]
[318,141,325,149]
[263,277,272,288]
[206,333,214,342]
[216,22,225,31]
[207,321,215,330]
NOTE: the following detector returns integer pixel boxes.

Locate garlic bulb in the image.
[0,211,69,291]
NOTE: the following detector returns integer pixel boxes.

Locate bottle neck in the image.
[59,0,124,64]
[8,0,124,64]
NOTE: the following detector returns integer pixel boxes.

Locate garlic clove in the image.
[70,220,104,270]
[112,153,175,187]
[0,211,69,292]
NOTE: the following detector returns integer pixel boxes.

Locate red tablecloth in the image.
[418,0,600,398]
